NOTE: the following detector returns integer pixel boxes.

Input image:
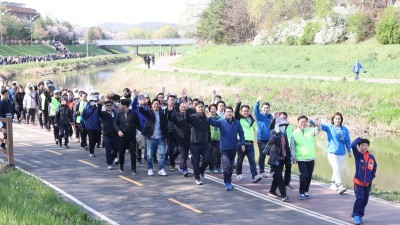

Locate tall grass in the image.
[174,40,400,79]
[0,169,104,225]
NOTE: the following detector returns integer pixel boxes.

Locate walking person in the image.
[234,95,262,183]
[187,101,211,185]
[140,99,168,176]
[267,117,290,202]
[207,106,245,191]
[319,112,352,194]
[0,89,14,150]
[208,104,222,174]
[290,115,320,200]
[23,85,38,125]
[45,89,61,145]
[55,97,73,148]
[350,135,377,225]
[81,96,101,157]
[98,98,119,170]
[254,96,274,178]
[165,94,179,170]
[114,99,142,174]
[14,85,26,123]
[37,81,47,128]
[352,60,365,80]
[74,92,88,150]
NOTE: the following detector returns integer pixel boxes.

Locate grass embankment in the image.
[66,45,115,55]
[0,54,132,79]
[0,45,57,57]
[0,169,104,225]
[174,40,400,79]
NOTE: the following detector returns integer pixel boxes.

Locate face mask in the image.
[61,101,66,105]
[114,102,120,107]
[89,101,96,106]
[275,125,280,133]
[279,126,286,133]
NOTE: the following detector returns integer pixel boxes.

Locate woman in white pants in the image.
[319,112,351,194]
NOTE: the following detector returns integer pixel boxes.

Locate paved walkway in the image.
[1,123,399,225]
[138,56,400,84]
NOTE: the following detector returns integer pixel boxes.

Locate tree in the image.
[124,28,145,39]
[87,27,105,42]
[376,7,400,44]
[196,0,225,43]
[153,25,179,39]
[314,0,334,23]
[222,0,256,43]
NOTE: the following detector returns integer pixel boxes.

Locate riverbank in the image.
[0,54,133,80]
[0,169,104,225]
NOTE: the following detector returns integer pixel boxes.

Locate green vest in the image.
[240,118,255,141]
[49,98,60,117]
[292,127,316,161]
[76,101,86,124]
[286,124,293,147]
[210,115,221,141]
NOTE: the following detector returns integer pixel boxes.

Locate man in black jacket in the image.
[55,97,73,148]
[114,99,142,175]
[98,99,119,170]
[186,101,211,185]
[139,99,168,176]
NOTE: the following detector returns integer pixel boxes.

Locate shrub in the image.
[284,36,298,45]
[376,7,400,44]
[347,13,373,42]
[299,22,320,45]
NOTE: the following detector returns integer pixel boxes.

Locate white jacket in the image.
[23,91,38,109]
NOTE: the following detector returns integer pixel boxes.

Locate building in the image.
[0,1,38,20]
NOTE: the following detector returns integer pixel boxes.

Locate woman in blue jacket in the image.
[319,112,351,194]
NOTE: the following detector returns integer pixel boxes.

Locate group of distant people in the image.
[143,54,155,69]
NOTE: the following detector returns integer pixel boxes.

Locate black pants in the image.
[87,130,99,154]
[26,108,36,124]
[104,136,119,165]
[119,136,137,171]
[74,123,80,139]
[209,140,221,170]
[39,110,49,128]
[270,161,286,197]
[257,140,269,173]
[80,127,88,148]
[284,157,292,186]
[298,160,315,194]
[176,140,189,170]
[191,144,210,180]
[167,133,179,167]
[58,124,70,146]
[49,116,59,140]
[15,108,26,121]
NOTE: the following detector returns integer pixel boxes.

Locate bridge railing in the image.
[0,117,14,168]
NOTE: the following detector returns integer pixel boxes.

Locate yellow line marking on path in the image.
[118,175,144,186]
[46,150,63,155]
[21,143,33,147]
[168,198,203,214]
[78,160,99,168]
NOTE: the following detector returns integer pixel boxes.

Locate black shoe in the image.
[64,145,69,149]
[131,170,137,175]
[0,144,7,150]
[55,139,59,145]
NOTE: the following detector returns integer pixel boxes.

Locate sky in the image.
[17,0,191,26]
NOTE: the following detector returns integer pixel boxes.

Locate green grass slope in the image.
[0,45,57,57]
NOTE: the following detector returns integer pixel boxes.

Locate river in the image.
[27,67,399,192]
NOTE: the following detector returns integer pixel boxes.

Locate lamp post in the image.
[0,9,11,45]
[29,13,40,45]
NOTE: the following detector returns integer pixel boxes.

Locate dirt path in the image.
[138,55,400,84]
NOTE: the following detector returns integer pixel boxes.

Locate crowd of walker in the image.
[0,80,376,225]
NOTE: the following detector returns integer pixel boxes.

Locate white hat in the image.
[73,88,78,92]
[88,95,98,102]
[54,90,61,94]
[276,117,289,126]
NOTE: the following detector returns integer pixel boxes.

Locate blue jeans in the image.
[146,138,166,170]
[257,140,269,173]
[221,150,236,184]
[236,143,258,178]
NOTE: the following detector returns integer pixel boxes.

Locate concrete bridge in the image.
[93,38,196,54]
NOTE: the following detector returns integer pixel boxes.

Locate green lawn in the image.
[0,45,57,57]
[0,169,104,225]
[174,39,400,79]
[65,45,113,56]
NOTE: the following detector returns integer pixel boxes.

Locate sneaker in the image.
[158,169,167,176]
[181,169,189,177]
[236,174,244,181]
[299,194,306,200]
[281,196,289,202]
[114,158,119,165]
[59,142,62,147]
[0,144,6,150]
[209,169,215,174]
[228,182,233,190]
[330,183,339,191]
[96,144,100,148]
[170,165,176,171]
[360,217,363,223]
[217,168,222,174]
[268,192,279,198]
[224,182,233,191]
[286,184,294,189]
[64,145,69,149]
[338,185,347,194]
[131,170,137,175]
[107,165,113,170]
[55,139,59,145]
[119,166,124,172]
[352,216,361,225]
[261,172,268,178]
[195,179,203,185]
[89,154,95,157]
[252,175,262,183]
[304,192,310,199]
[148,169,154,176]
[200,173,205,181]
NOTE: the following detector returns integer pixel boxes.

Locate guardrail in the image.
[0,117,14,167]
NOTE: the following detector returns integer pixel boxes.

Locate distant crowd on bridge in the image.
[0,80,376,225]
